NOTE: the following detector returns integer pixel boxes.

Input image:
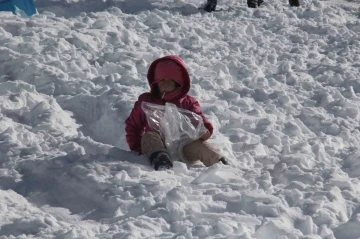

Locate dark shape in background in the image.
[0,0,37,16]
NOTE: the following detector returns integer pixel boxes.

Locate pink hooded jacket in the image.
[125,55,214,151]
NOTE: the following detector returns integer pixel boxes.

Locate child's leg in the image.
[141,131,172,170]
[183,140,222,167]
[141,131,166,158]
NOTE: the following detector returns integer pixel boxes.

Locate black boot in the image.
[289,0,300,6]
[219,157,229,165]
[150,151,173,171]
[203,0,217,12]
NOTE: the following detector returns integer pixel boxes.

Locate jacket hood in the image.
[147,55,190,101]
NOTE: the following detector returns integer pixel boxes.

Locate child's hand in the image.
[200,130,211,140]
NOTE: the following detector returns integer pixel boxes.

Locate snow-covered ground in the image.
[1,0,360,238]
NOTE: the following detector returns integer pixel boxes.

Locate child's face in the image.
[158,79,177,94]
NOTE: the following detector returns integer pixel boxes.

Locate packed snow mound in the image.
[1,0,360,238]
[0,81,79,163]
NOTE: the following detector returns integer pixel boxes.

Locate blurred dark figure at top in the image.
[203,0,300,12]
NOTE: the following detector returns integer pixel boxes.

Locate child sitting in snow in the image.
[125,55,227,170]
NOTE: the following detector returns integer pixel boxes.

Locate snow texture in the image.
[1,0,360,238]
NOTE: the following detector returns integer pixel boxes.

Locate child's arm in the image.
[125,100,146,153]
[188,98,214,137]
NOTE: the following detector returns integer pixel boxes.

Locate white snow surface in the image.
[1,0,360,238]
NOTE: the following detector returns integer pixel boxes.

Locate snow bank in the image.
[1,0,360,238]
